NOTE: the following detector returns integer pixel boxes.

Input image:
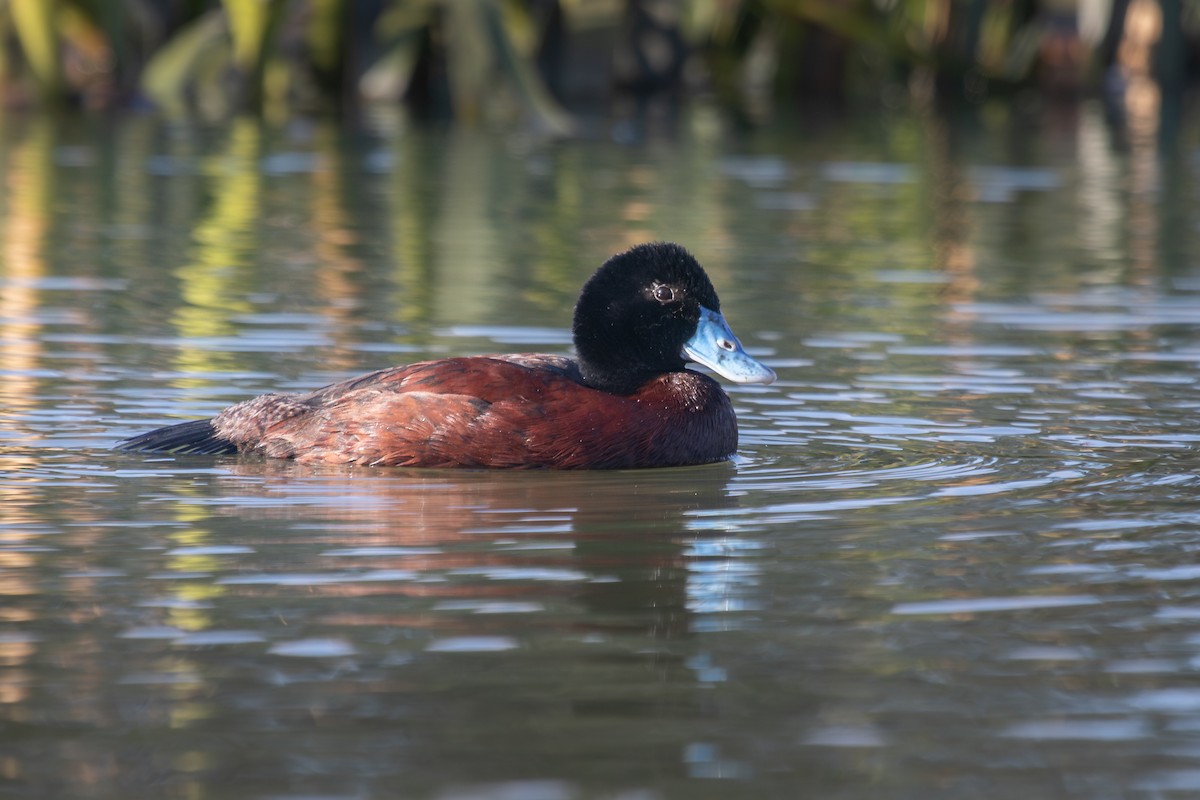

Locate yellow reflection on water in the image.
[0,118,54,432]
[0,639,36,667]
[161,505,227,629]
[171,117,261,388]
[0,575,36,596]
[1118,0,1162,289]
[0,673,29,705]
[308,122,373,370]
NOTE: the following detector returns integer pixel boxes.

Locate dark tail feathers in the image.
[117,419,238,456]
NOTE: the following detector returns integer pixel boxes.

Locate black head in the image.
[572,243,723,393]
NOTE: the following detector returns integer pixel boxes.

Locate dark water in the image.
[3,103,1200,799]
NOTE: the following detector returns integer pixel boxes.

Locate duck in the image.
[117,242,776,469]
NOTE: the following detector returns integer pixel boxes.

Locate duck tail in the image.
[117,419,238,456]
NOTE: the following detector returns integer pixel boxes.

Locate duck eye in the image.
[652,285,676,304]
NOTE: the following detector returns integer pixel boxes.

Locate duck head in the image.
[572,242,777,394]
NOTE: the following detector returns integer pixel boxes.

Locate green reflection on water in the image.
[0,102,1197,799]
[171,118,261,388]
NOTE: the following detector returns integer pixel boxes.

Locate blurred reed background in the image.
[0,0,1193,131]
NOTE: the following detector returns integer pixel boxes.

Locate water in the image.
[2,103,1200,798]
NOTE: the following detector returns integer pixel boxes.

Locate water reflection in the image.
[0,101,1199,798]
[2,457,760,797]
[0,118,54,429]
[149,460,742,639]
[171,118,262,387]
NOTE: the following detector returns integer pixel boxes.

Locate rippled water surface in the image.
[3,105,1200,799]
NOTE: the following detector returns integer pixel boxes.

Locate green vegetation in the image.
[0,0,1192,123]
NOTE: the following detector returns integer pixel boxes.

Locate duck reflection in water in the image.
[118,243,775,469]
[184,458,745,640]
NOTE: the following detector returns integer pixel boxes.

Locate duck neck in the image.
[578,361,661,395]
